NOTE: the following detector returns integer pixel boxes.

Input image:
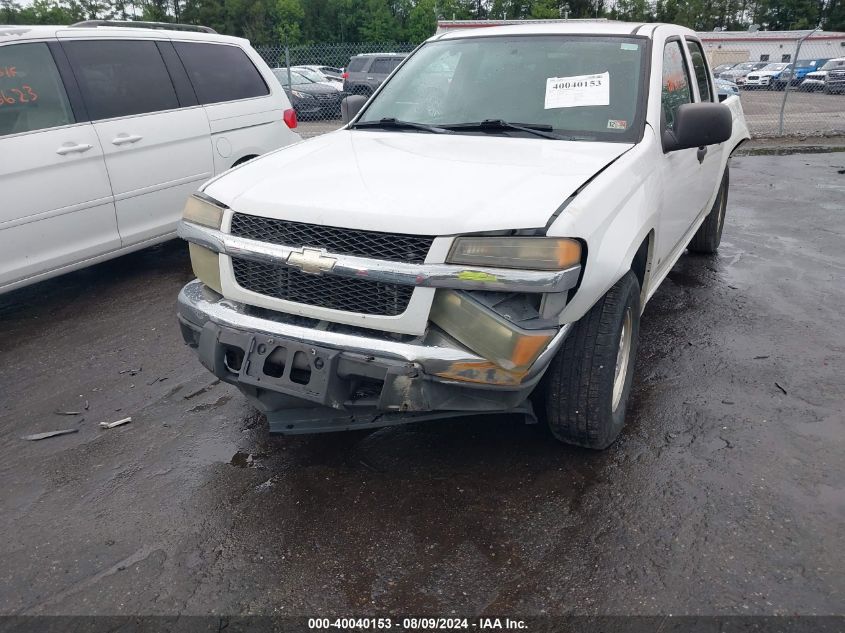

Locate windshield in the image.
[761,63,788,71]
[294,68,324,82]
[733,63,757,71]
[357,35,646,142]
[820,59,845,70]
[273,69,312,86]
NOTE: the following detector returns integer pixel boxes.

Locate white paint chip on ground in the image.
[100,417,132,429]
[544,72,610,109]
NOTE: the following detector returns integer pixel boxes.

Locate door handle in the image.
[112,134,143,146]
[697,146,708,163]
[56,143,93,155]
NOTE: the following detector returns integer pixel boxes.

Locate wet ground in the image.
[0,153,843,617]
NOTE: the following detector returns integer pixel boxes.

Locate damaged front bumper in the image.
[177,280,570,433]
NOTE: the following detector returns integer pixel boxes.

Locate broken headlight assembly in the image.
[431,237,583,385]
[182,194,226,294]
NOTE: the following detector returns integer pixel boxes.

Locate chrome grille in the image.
[229,214,434,315]
[232,258,414,316]
[230,214,434,263]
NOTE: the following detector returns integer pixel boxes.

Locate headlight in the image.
[189,244,222,294]
[182,194,224,229]
[430,290,556,380]
[291,90,307,98]
[447,237,581,270]
[182,195,225,293]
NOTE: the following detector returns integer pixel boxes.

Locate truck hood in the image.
[204,130,632,235]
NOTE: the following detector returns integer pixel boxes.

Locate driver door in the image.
[655,38,717,267]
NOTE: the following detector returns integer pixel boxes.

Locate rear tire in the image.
[688,166,729,254]
[542,271,641,450]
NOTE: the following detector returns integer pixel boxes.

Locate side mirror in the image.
[663,102,732,152]
[341,95,368,124]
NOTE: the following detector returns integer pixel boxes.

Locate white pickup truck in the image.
[177,21,749,449]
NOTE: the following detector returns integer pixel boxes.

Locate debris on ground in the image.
[53,410,81,416]
[775,382,788,395]
[184,380,221,400]
[119,367,142,376]
[100,417,132,429]
[22,429,79,441]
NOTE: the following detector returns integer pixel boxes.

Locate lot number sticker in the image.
[545,72,609,109]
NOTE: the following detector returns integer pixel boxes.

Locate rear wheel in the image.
[688,166,729,254]
[542,271,641,450]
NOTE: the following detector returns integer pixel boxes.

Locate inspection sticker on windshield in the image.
[544,72,610,109]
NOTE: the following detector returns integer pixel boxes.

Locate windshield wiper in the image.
[350,118,451,134]
[441,119,569,140]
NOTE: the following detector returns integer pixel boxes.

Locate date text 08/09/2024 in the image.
[308,618,528,630]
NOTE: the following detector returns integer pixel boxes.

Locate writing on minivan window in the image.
[1,65,38,106]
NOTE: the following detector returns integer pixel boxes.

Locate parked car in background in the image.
[0,21,299,295]
[298,64,345,82]
[715,77,740,99]
[291,65,343,91]
[774,58,830,90]
[743,62,790,89]
[273,69,342,119]
[801,57,845,92]
[712,63,737,75]
[177,22,749,449]
[720,61,768,86]
[342,53,407,96]
[826,66,845,94]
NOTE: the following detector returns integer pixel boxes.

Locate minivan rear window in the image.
[174,42,269,105]
[63,40,179,120]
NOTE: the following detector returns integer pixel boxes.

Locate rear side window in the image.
[370,58,395,74]
[1,43,74,136]
[686,39,713,102]
[347,57,368,72]
[63,40,178,120]
[661,40,692,129]
[175,42,268,104]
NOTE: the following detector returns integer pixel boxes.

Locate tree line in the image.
[1,0,843,46]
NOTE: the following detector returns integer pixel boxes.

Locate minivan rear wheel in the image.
[540,271,641,450]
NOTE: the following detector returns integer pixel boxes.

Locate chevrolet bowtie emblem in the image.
[286,248,337,275]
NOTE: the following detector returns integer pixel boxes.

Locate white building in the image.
[435,20,845,64]
[697,30,845,65]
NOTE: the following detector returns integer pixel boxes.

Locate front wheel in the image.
[688,166,729,254]
[541,271,641,450]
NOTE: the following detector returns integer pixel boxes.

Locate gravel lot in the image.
[0,153,843,618]
[739,89,845,136]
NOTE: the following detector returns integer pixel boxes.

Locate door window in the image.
[661,40,692,130]
[63,40,179,120]
[173,42,269,105]
[0,43,74,137]
[686,39,713,102]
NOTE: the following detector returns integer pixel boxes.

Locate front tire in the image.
[542,271,641,450]
[688,166,729,254]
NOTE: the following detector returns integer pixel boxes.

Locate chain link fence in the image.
[257,38,845,140]
[701,34,845,138]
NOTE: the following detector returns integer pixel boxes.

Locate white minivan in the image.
[0,21,301,294]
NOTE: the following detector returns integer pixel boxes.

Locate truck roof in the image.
[434,20,691,40]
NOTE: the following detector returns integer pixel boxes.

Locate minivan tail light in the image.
[342,72,349,79]
[283,108,297,129]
